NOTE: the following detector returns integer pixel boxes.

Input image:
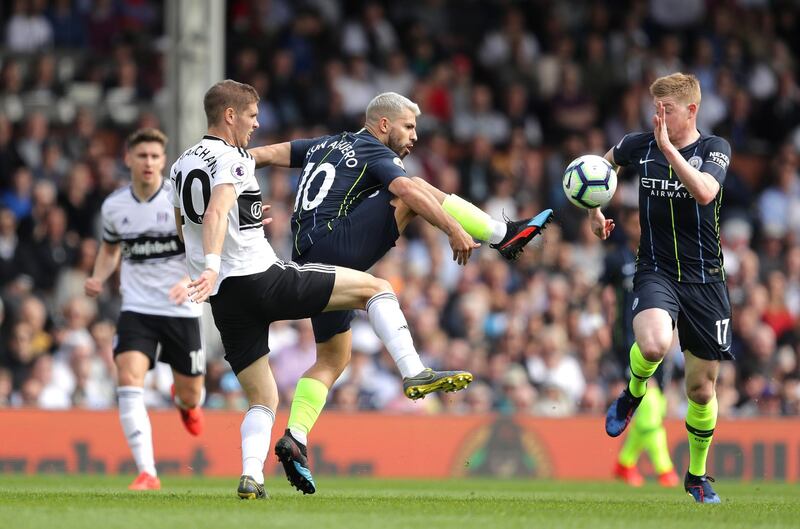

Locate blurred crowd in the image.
[1,0,799,419]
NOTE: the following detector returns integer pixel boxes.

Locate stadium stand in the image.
[0,0,798,420]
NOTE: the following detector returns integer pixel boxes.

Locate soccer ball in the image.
[562,154,618,209]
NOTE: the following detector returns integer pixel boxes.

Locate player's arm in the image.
[654,102,719,205]
[248,142,291,168]
[84,241,121,297]
[388,176,479,265]
[174,207,184,242]
[661,152,719,205]
[589,146,626,240]
[187,183,235,303]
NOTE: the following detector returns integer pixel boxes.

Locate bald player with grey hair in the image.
[250,91,552,495]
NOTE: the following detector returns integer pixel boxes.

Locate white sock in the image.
[117,386,157,476]
[241,405,275,484]
[366,292,425,378]
[488,219,508,244]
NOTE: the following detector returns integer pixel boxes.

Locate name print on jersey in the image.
[178,144,219,175]
[306,137,360,168]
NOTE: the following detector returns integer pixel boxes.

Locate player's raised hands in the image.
[188,269,218,304]
[449,225,481,265]
[653,101,672,153]
[589,207,615,240]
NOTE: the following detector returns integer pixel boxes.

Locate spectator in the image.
[5,0,53,52]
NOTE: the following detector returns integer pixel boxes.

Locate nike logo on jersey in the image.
[720,345,732,352]
[639,158,655,164]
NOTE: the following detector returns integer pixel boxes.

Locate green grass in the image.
[0,475,797,529]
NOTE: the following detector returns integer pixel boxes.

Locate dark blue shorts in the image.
[632,271,734,361]
[293,189,400,343]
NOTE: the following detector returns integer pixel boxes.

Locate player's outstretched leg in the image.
[237,475,267,500]
[402,368,474,400]
[274,429,316,494]
[684,472,720,504]
[490,208,554,261]
[364,290,473,399]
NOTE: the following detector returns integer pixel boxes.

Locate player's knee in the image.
[686,381,715,405]
[637,336,671,361]
[175,383,203,408]
[365,276,393,301]
[248,394,279,411]
[116,366,145,387]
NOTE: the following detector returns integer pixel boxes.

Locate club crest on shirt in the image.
[688,155,703,169]
[393,157,404,169]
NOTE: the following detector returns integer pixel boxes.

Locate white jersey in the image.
[101,182,201,318]
[170,135,277,295]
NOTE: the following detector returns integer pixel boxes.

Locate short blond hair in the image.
[649,72,701,106]
[203,79,260,126]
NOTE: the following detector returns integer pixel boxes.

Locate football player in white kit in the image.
[173,80,470,499]
[85,129,205,491]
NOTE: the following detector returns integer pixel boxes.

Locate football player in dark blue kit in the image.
[590,73,732,503]
[250,92,552,494]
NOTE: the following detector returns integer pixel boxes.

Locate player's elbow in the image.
[389,176,416,199]
[694,191,716,206]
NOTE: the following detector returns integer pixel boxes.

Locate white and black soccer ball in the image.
[562,154,618,209]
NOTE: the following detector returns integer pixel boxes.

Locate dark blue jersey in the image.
[289,129,406,257]
[613,132,731,284]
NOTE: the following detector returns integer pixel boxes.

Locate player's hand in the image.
[449,226,481,265]
[589,208,615,240]
[168,278,190,305]
[84,277,102,298]
[188,269,219,304]
[261,204,273,226]
[653,101,673,153]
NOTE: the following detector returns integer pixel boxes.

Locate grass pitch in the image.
[0,475,797,529]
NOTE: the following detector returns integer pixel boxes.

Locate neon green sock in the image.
[441,194,503,243]
[633,385,665,430]
[619,385,661,466]
[645,426,674,474]
[686,397,718,476]
[287,377,329,437]
[628,343,661,397]
[634,386,674,473]
[618,425,645,467]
